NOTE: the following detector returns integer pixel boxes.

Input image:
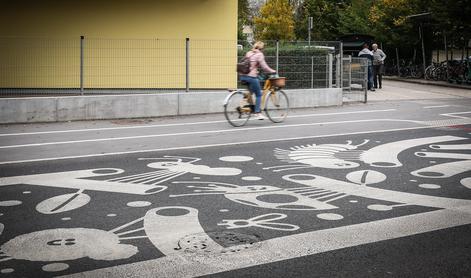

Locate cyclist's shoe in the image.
[254,113,266,120]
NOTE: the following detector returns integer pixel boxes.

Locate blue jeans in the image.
[240,75,262,113]
[367,65,374,90]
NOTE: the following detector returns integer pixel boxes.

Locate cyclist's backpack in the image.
[237,53,256,74]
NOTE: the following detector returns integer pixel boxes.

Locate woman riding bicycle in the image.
[240,41,276,120]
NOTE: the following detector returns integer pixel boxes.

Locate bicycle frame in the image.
[223,79,276,113]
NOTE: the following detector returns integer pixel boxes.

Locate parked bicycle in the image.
[223,75,289,127]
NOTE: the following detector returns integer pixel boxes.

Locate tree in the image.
[294,0,347,41]
[238,0,251,41]
[253,0,296,41]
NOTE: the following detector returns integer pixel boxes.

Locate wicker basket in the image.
[270,77,286,88]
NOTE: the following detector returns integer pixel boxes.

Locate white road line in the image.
[0,109,396,137]
[0,124,442,165]
[62,206,471,278]
[0,119,418,149]
[441,111,471,119]
[423,105,451,109]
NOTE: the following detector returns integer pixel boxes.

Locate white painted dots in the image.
[0,268,14,274]
[418,184,441,189]
[219,156,254,162]
[42,263,69,272]
[107,213,117,217]
[241,176,262,181]
[0,200,22,207]
[316,213,344,221]
[61,217,72,221]
[127,201,152,207]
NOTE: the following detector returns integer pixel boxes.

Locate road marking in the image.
[0,124,452,165]
[441,111,471,119]
[0,109,396,137]
[423,105,451,109]
[0,119,418,149]
[62,206,471,278]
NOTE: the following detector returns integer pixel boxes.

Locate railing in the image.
[0,37,344,96]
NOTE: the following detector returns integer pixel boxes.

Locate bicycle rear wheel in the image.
[224,91,252,127]
[265,90,289,123]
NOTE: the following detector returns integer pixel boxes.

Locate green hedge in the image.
[238,46,332,89]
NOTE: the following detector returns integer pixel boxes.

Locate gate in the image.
[342,56,368,103]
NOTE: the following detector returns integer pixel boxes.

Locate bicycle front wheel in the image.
[224,91,251,127]
[265,90,289,123]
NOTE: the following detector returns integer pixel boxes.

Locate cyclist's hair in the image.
[253,41,265,50]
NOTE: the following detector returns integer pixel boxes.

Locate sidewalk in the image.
[383,76,471,90]
[366,79,471,102]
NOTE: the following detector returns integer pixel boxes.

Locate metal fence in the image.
[0,37,346,96]
[238,40,343,89]
[342,56,368,103]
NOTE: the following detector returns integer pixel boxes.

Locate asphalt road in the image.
[0,95,470,277]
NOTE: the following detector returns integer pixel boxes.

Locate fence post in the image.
[80,35,84,95]
[364,59,368,103]
[276,40,279,73]
[311,56,314,89]
[339,42,343,88]
[186,37,190,92]
[444,33,448,80]
[335,54,341,88]
[328,53,333,88]
[324,55,328,88]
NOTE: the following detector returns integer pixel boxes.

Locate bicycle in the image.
[223,75,289,127]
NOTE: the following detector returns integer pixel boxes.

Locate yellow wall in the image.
[0,0,238,89]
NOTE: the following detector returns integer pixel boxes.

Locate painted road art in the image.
[0,130,470,277]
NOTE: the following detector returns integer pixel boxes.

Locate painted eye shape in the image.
[47,238,76,246]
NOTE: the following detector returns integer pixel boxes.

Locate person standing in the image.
[372,43,386,89]
[358,43,375,91]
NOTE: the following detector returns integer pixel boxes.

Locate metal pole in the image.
[420,24,426,77]
[80,35,84,94]
[348,56,352,91]
[335,54,341,88]
[396,48,400,76]
[185,38,189,92]
[311,56,314,89]
[308,17,312,46]
[364,59,368,103]
[444,33,448,80]
[328,53,333,88]
[276,40,279,73]
[339,42,343,88]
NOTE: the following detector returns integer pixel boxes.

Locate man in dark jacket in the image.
[358,43,375,91]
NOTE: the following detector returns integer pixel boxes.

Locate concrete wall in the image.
[0,89,342,124]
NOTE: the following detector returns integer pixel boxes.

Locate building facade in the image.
[0,0,238,89]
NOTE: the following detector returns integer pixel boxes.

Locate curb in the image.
[384,76,471,90]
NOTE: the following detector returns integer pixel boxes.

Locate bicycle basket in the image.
[270,77,286,87]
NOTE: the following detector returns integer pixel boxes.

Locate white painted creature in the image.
[171,181,340,211]
[0,228,138,262]
[266,136,468,171]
